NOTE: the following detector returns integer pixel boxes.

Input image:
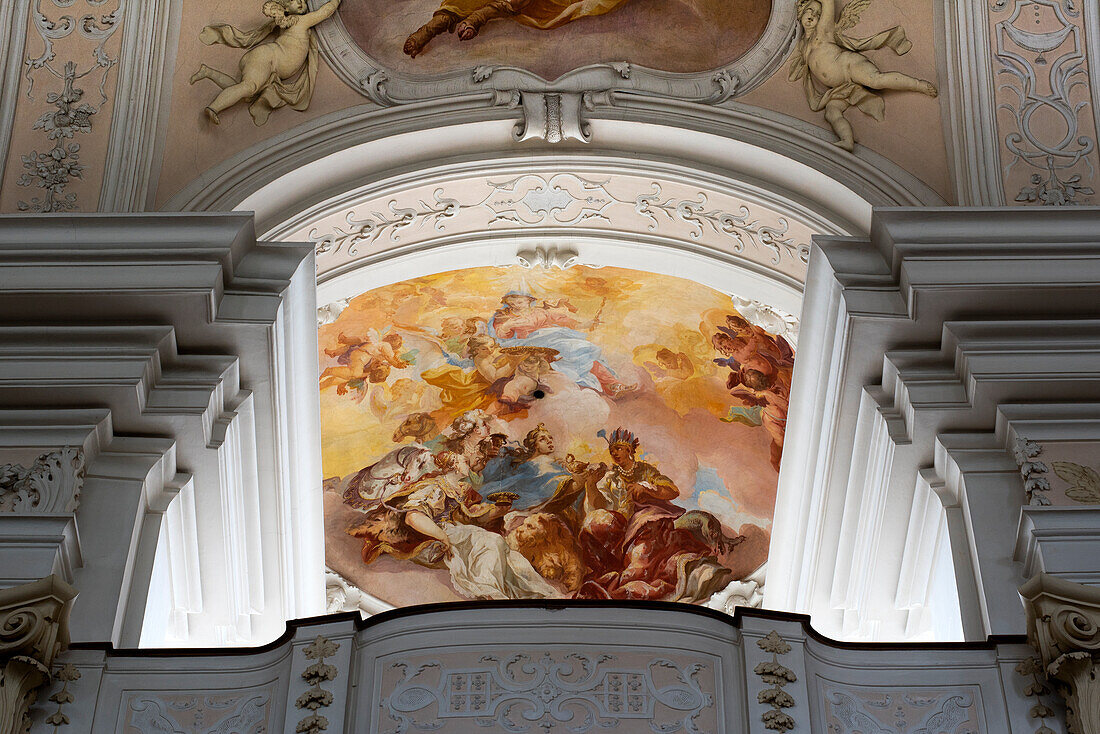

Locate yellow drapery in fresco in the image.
[420,364,498,422]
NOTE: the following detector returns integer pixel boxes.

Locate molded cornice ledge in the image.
[0,575,77,734]
[768,207,1100,641]
[1021,573,1100,734]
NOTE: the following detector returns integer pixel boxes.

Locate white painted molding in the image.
[160,99,943,232]
[30,607,1047,734]
[935,0,1005,205]
[99,0,182,211]
[768,207,1100,642]
[310,0,795,103]
[0,214,324,647]
[0,0,30,195]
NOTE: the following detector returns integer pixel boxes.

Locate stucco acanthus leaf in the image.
[755,631,796,731]
[295,636,340,734]
[381,651,712,734]
[317,299,351,327]
[0,577,77,734]
[992,0,1096,206]
[1014,438,1057,506]
[1021,574,1100,734]
[0,449,85,514]
[1051,461,1100,505]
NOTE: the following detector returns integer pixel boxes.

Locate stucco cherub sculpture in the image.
[789,0,937,152]
[191,0,341,126]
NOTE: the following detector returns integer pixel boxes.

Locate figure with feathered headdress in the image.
[557,428,738,602]
[789,0,937,151]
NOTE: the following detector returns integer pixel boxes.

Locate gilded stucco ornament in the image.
[1020,573,1100,734]
[789,0,937,152]
[191,0,342,126]
[0,576,77,734]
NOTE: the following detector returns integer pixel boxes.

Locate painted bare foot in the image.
[606,382,639,399]
[456,20,479,40]
[205,107,220,124]
[189,66,206,85]
[919,80,938,98]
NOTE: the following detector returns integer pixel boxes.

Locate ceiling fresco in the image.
[321,265,792,607]
[337,0,772,78]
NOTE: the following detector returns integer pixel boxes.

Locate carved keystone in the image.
[1020,573,1100,734]
[0,575,77,734]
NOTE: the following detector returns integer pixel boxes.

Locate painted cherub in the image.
[191,0,341,126]
[789,0,937,152]
[320,331,410,396]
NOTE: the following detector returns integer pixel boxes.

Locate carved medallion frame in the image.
[309,0,796,105]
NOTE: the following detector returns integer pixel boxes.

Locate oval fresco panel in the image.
[322,265,790,607]
[337,0,772,79]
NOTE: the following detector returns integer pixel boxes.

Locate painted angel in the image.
[191,0,341,126]
[789,0,937,151]
[320,331,411,397]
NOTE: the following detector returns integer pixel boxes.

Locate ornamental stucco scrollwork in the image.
[1020,573,1100,734]
[381,652,713,734]
[304,173,814,280]
[992,0,1098,205]
[309,0,793,106]
[0,449,85,514]
[125,687,274,733]
[0,576,77,734]
[822,686,980,734]
[17,0,124,212]
[635,184,809,267]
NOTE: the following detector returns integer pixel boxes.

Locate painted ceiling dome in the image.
[321,264,793,610]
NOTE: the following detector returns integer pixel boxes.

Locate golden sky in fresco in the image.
[321,265,788,606]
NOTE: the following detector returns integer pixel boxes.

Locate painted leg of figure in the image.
[851,61,937,97]
[455,0,529,39]
[404,10,458,57]
[589,362,637,397]
[824,100,855,152]
[189,64,236,89]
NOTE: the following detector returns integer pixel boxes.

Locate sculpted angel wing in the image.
[1052,461,1100,504]
[837,0,872,32]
